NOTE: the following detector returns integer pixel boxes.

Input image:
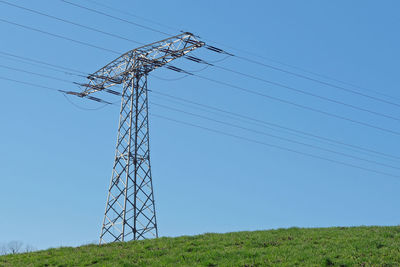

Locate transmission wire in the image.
[68,0,400,103]
[0,50,88,75]
[191,73,400,136]
[151,101,400,171]
[60,0,172,37]
[84,0,178,33]
[5,49,397,162]
[0,18,121,55]
[0,3,394,129]
[0,64,76,84]
[150,90,400,161]
[2,73,398,178]
[207,63,400,121]
[150,113,400,179]
[230,55,400,108]
[0,0,144,46]
[62,93,111,111]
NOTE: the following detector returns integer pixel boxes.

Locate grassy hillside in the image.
[1,226,400,266]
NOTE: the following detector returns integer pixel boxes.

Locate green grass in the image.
[1,226,400,266]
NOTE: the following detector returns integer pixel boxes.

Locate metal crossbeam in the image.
[80,32,204,97]
[75,33,204,244]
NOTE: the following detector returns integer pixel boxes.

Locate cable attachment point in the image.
[166,65,193,75]
[185,55,213,66]
[205,45,234,56]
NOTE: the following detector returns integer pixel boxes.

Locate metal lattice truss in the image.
[77,33,204,244]
[79,32,204,97]
[100,75,156,243]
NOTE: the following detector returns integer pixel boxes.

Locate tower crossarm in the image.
[78,32,204,97]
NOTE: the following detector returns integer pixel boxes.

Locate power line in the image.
[184,64,211,73]
[0,64,75,84]
[188,57,400,121]
[151,101,400,171]
[83,0,178,33]
[0,51,87,75]
[60,0,172,37]
[163,64,400,134]
[3,43,400,137]
[203,42,400,103]
[150,90,400,161]
[1,13,393,157]
[200,54,231,64]
[231,55,400,108]
[0,59,400,163]
[4,46,400,139]
[150,113,400,179]
[2,73,398,178]
[0,0,144,46]
[191,73,400,137]
[4,2,394,125]
[195,36,400,103]
[62,93,111,111]
[12,0,393,120]
[2,54,396,162]
[0,54,85,78]
[0,76,112,105]
[1,12,392,122]
[69,0,400,104]
[0,52,186,95]
[152,94,285,134]
[150,73,189,82]
[0,18,121,55]
[3,49,397,162]
[0,76,66,93]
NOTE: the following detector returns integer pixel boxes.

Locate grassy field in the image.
[1,226,400,266]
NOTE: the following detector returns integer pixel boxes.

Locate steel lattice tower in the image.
[101,73,155,243]
[75,33,204,244]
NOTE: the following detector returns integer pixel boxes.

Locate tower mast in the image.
[77,33,204,244]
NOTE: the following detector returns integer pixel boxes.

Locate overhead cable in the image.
[190,73,400,136]
[150,113,400,179]
[185,56,400,121]
[64,0,400,103]
[0,50,87,75]
[60,0,172,37]
[2,73,398,178]
[151,90,400,161]
[151,101,400,171]
[0,0,144,46]
[0,18,121,55]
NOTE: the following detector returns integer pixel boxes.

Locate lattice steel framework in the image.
[100,73,155,243]
[75,33,204,244]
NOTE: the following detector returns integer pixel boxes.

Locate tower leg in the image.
[99,73,158,244]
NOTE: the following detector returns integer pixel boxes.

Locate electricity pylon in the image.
[76,33,204,244]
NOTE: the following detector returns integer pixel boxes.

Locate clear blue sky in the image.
[0,0,399,250]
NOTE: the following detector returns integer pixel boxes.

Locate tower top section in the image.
[78,32,204,97]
